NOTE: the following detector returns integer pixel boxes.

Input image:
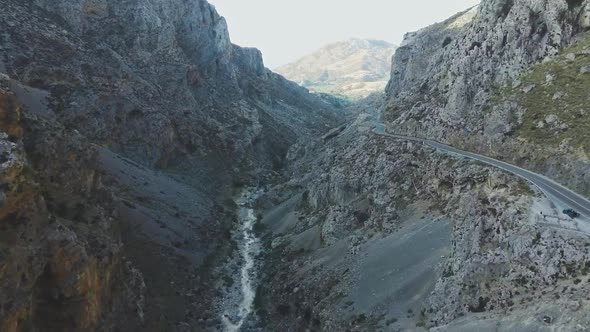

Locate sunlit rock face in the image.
[385,0,590,196]
[253,0,590,331]
[385,0,585,140]
[275,39,397,100]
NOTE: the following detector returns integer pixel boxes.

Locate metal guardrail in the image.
[372,124,590,219]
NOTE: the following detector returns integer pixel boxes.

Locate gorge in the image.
[2,0,590,331]
[219,188,262,331]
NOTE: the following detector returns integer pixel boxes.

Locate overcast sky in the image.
[208,0,481,68]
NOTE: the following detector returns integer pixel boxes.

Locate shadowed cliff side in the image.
[0,86,145,331]
[0,0,342,330]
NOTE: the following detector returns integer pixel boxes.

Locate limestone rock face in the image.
[253,1,590,330]
[0,88,143,332]
[0,0,341,330]
[385,0,586,139]
[3,0,340,185]
[384,0,590,197]
[258,99,590,331]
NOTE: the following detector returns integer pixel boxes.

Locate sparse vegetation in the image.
[490,32,590,152]
[253,286,266,311]
[385,317,398,325]
[416,309,427,327]
[512,179,535,197]
[253,219,268,235]
[532,232,542,245]
[222,274,234,287]
[352,313,367,324]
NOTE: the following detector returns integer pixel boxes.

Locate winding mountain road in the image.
[372,123,590,220]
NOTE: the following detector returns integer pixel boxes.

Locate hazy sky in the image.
[208,0,480,68]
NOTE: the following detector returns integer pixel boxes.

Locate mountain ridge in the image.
[275,38,397,99]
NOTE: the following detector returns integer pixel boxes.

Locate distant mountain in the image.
[275,39,396,100]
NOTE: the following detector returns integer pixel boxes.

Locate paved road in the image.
[372,123,590,219]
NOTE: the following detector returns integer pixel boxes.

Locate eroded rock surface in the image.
[3,0,590,331]
[254,1,590,331]
[384,0,590,196]
[256,103,590,331]
[0,0,341,330]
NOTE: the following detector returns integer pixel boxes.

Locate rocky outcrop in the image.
[5,0,590,330]
[257,100,590,331]
[385,0,588,138]
[0,86,145,332]
[255,1,590,330]
[385,0,590,194]
[3,0,340,185]
[0,0,341,330]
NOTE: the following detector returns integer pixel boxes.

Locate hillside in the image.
[256,1,590,331]
[275,39,396,99]
[0,0,341,330]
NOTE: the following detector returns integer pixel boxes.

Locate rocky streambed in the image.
[218,188,264,331]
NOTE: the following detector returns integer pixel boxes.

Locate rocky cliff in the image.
[258,114,590,331]
[275,39,396,100]
[385,0,590,195]
[0,0,340,330]
[4,0,590,331]
[255,0,590,331]
[385,1,581,137]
